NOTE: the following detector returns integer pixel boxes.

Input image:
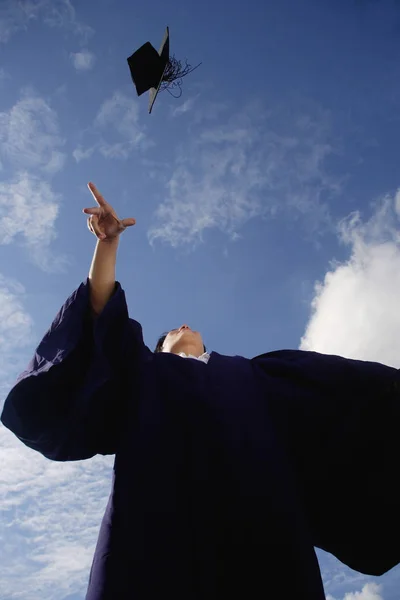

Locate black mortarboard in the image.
[127,27,170,114]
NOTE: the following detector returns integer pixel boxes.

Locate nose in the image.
[179,324,190,332]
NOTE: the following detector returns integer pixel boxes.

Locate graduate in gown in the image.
[1,183,400,600]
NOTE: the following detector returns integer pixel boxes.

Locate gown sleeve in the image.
[252,349,400,576]
[1,278,148,462]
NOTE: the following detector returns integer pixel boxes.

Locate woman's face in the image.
[162,324,204,354]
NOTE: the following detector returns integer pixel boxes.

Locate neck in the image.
[171,342,204,357]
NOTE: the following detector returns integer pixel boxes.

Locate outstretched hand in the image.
[83,182,136,242]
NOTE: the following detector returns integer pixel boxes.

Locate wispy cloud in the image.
[0,92,68,271]
[70,48,96,71]
[395,188,400,216]
[0,274,33,396]
[171,95,198,117]
[0,423,114,599]
[0,172,67,271]
[73,90,149,161]
[319,548,372,600]
[0,66,7,82]
[327,582,384,600]
[148,103,339,247]
[95,91,146,156]
[300,191,400,368]
[0,275,106,600]
[0,276,110,600]
[0,0,93,44]
[72,145,95,162]
[0,92,66,174]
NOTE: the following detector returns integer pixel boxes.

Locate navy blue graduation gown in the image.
[1,280,399,599]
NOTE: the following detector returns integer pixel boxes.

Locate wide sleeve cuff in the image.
[252,349,400,576]
[1,279,145,461]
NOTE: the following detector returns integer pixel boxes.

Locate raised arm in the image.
[1,182,143,462]
[83,181,135,316]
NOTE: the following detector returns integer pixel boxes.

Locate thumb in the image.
[121,218,136,227]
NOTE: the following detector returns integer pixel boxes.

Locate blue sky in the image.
[1,0,400,598]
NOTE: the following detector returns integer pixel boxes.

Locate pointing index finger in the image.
[88,182,107,207]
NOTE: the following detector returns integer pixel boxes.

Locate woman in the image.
[2,183,400,600]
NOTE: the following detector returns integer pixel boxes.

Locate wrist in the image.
[99,235,120,246]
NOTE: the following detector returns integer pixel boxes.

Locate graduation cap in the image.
[127,27,201,114]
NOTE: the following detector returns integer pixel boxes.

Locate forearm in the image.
[88,237,119,315]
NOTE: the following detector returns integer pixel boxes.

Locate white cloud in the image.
[73,91,148,161]
[327,582,384,600]
[395,188,400,217]
[72,145,95,162]
[318,547,374,598]
[0,271,110,599]
[344,583,383,600]
[0,274,33,396]
[148,104,338,247]
[0,273,110,598]
[172,95,198,116]
[300,192,400,368]
[0,93,68,270]
[0,276,32,346]
[95,91,146,154]
[0,423,114,599]
[0,93,66,174]
[194,101,229,123]
[0,0,93,44]
[0,172,67,271]
[70,48,96,71]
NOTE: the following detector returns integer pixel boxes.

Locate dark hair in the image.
[154,331,206,353]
